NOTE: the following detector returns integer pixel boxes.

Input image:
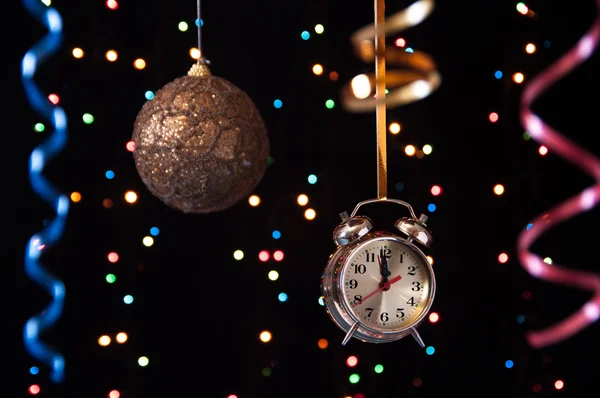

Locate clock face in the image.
[341,237,433,331]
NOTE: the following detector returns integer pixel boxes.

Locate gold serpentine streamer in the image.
[342,0,441,113]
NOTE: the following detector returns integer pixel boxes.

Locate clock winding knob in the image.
[394,214,433,248]
[333,215,373,246]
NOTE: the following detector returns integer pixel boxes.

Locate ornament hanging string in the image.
[518,0,600,348]
[342,0,440,113]
[21,0,69,383]
[196,0,204,64]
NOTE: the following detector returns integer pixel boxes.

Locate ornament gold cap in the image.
[188,61,212,77]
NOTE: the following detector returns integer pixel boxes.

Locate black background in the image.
[13,0,600,397]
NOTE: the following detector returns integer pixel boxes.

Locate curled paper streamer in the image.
[518,0,600,348]
[341,0,441,112]
[21,0,69,382]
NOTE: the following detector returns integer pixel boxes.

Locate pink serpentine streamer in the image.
[518,0,600,348]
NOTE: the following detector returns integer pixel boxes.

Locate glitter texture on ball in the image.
[132,66,269,213]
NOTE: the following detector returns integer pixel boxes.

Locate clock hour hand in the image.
[378,250,391,288]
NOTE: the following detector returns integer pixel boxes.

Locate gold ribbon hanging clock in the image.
[321,0,440,347]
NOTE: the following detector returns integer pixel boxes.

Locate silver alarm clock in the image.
[321,197,436,347]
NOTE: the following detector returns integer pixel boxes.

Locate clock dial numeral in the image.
[353,263,366,274]
[343,239,431,330]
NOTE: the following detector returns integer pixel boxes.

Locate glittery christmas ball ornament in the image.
[132,62,269,213]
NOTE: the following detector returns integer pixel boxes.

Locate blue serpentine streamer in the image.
[22,0,69,383]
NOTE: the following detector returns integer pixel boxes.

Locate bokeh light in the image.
[142,236,154,247]
[34,123,45,132]
[297,194,309,206]
[145,91,154,100]
[259,330,272,342]
[150,227,160,236]
[178,21,188,31]
[349,374,360,384]
[272,230,281,239]
[325,99,335,109]
[105,170,115,179]
[525,43,536,53]
[72,47,84,58]
[108,252,119,263]
[346,355,358,367]
[123,295,134,304]
[516,2,528,14]
[427,256,434,265]
[138,356,149,367]
[318,338,328,349]
[106,274,116,283]
[329,71,339,81]
[259,250,270,262]
[134,58,146,70]
[301,31,310,40]
[82,113,94,124]
[304,208,316,220]
[273,250,284,261]
[405,145,416,156]
[106,50,118,62]
[413,378,423,387]
[268,270,279,281]
[189,47,200,60]
[249,195,261,206]
[116,332,128,343]
[315,24,324,34]
[98,335,111,346]
[539,145,548,156]
[489,112,499,123]
[494,70,503,79]
[554,380,564,390]
[431,185,442,196]
[278,292,288,302]
[106,0,118,10]
[126,140,136,152]
[389,122,401,134]
[312,64,324,75]
[30,366,39,375]
[374,364,384,373]
[48,93,59,104]
[395,37,406,47]
[70,192,82,202]
[103,199,113,208]
[423,144,433,154]
[429,312,439,323]
[427,203,436,212]
[308,174,318,184]
[274,99,283,108]
[125,190,138,203]
[109,391,120,398]
[513,72,524,83]
[426,346,435,355]
[505,359,514,368]
[233,250,244,260]
[498,252,509,263]
[28,385,40,395]
[494,184,505,195]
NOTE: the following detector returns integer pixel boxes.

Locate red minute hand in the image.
[356,274,402,306]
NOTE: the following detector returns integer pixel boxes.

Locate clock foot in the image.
[342,322,360,346]
[409,327,425,348]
